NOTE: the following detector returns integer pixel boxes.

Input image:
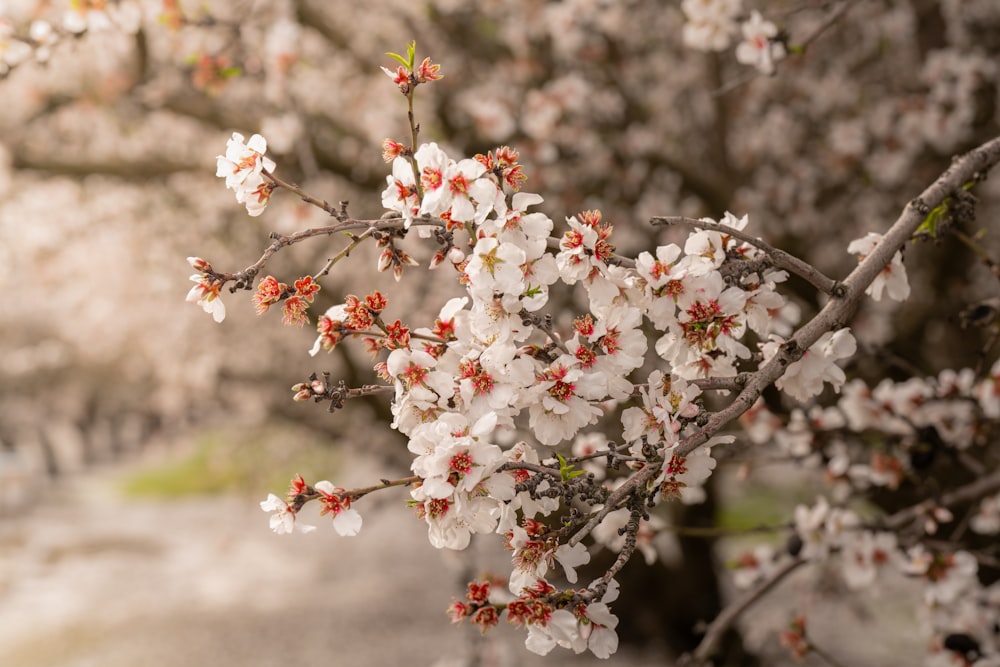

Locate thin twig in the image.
[713,0,858,97]
[313,227,375,280]
[680,557,806,665]
[650,215,838,294]
[264,169,342,217]
[882,465,1000,532]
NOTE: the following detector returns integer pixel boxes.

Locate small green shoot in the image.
[556,454,586,481]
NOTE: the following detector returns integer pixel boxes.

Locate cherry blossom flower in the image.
[655,270,750,378]
[381,154,420,223]
[417,144,496,223]
[235,172,274,217]
[794,496,832,560]
[524,606,580,656]
[556,211,615,286]
[656,443,721,505]
[313,481,363,536]
[29,20,59,63]
[407,412,505,499]
[507,526,590,594]
[975,358,1000,418]
[621,369,700,447]
[186,274,226,323]
[762,328,857,402]
[848,232,911,302]
[840,531,898,589]
[527,355,604,446]
[636,243,683,290]
[902,546,979,605]
[464,236,527,304]
[735,11,786,75]
[0,20,31,75]
[970,492,1000,535]
[414,491,501,550]
[578,601,620,659]
[253,275,287,315]
[309,304,351,356]
[681,0,741,51]
[217,133,274,186]
[216,132,277,216]
[728,545,777,589]
[592,507,669,566]
[259,493,315,535]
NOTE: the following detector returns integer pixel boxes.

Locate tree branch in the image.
[676,136,1000,459]
[680,557,806,665]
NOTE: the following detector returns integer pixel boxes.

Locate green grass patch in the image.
[120,422,343,499]
[716,488,791,532]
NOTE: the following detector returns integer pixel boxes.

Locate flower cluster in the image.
[216,132,276,217]
[186,257,225,323]
[210,128,866,657]
[254,275,321,326]
[681,0,786,74]
[187,43,1000,663]
[260,474,362,536]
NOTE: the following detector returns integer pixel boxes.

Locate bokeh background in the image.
[2,1,1000,665]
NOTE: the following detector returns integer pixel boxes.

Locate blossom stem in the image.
[313,227,375,280]
[809,640,850,667]
[348,475,421,501]
[214,216,447,290]
[299,475,420,505]
[406,90,424,200]
[263,169,342,217]
[882,465,1000,532]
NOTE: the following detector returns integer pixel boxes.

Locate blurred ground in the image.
[0,443,671,667]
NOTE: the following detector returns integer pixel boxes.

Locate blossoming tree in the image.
[4,0,1000,664]
[190,36,1000,667]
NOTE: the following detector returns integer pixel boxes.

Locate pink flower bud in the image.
[293,389,312,402]
[310,380,327,394]
[188,256,212,272]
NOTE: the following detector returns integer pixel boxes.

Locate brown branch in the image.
[11,152,198,179]
[882,465,1000,532]
[675,136,1000,460]
[680,557,806,665]
[214,215,444,290]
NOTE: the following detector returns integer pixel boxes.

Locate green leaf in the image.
[915,202,947,239]
[386,41,417,69]
[523,284,543,298]
[556,454,585,481]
